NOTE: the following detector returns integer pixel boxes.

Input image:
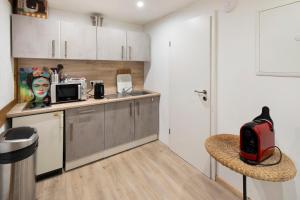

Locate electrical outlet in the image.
[90,80,103,87]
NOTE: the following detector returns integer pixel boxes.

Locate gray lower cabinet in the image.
[65,105,105,162]
[104,100,135,149]
[134,97,160,140]
[64,96,159,170]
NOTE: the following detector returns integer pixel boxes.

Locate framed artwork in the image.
[19,66,51,104]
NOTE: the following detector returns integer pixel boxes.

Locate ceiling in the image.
[48,0,197,25]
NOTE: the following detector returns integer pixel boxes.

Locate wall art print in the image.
[19,66,51,103]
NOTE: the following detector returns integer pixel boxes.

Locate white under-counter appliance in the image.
[13,111,64,176]
[51,78,87,104]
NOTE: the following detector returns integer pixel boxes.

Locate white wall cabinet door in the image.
[13,112,64,176]
[97,27,127,61]
[12,15,60,59]
[127,31,150,62]
[61,21,97,60]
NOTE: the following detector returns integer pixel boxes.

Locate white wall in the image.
[145,0,300,199]
[217,0,300,199]
[49,8,143,32]
[0,0,14,131]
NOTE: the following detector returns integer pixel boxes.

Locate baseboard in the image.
[216,176,250,199]
[65,134,158,171]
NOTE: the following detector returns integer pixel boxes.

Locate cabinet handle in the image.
[136,101,140,116]
[129,102,133,116]
[79,109,96,114]
[65,41,68,58]
[121,46,124,60]
[70,123,74,142]
[129,46,132,60]
[52,40,55,58]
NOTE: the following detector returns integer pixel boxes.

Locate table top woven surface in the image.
[205,134,297,182]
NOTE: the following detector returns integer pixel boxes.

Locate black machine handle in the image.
[253,106,274,126]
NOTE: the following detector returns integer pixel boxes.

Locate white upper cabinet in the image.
[126,31,150,62]
[60,21,97,60]
[97,28,150,62]
[97,27,127,61]
[12,15,60,59]
[12,15,150,61]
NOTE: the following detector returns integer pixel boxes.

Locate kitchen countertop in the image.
[7,90,160,118]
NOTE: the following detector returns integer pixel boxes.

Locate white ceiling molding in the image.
[223,0,238,13]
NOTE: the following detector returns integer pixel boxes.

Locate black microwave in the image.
[51,82,87,104]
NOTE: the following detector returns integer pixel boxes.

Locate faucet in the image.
[121,87,133,95]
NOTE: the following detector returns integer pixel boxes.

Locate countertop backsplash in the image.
[17,58,145,102]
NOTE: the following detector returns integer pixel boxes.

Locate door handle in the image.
[129,102,133,116]
[70,123,74,142]
[121,46,124,60]
[194,90,208,102]
[194,90,207,95]
[79,109,96,114]
[136,101,140,116]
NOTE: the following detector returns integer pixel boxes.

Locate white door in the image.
[12,15,60,59]
[169,16,211,177]
[127,31,150,61]
[61,21,97,60]
[97,27,127,61]
[13,112,64,176]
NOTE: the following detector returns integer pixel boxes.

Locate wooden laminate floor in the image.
[37,141,239,200]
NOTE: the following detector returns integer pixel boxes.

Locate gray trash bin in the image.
[0,127,38,200]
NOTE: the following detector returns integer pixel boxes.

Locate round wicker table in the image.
[205,134,297,200]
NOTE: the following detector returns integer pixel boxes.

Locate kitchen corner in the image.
[8,89,160,176]
[5,11,160,178]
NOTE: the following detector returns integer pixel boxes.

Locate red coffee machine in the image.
[240,107,275,165]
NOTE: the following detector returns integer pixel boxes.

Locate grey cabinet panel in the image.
[105,100,134,149]
[65,105,105,162]
[135,97,159,140]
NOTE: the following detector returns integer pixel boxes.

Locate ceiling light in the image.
[136,1,144,8]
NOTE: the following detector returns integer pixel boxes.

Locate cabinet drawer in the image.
[65,105,104,117]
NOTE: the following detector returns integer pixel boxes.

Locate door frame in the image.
[210,11,218,181]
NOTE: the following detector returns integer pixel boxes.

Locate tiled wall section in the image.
[17,59,144,98]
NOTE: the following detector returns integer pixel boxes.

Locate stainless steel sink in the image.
[105,91,151,99]
[129,91,151,96]
[105,94,131,99]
